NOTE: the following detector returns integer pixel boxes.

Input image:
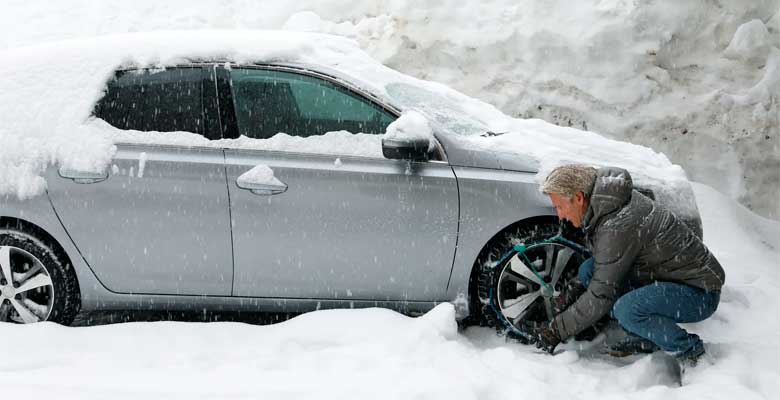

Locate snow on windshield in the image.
[0,30,688,207]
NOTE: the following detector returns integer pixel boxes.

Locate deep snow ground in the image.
[0,182,777,399]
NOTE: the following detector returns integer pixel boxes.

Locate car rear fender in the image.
[0,191,109,311]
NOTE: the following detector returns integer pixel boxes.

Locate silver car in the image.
[0,59,701,330]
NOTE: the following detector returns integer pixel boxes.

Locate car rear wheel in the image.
[0,227,80,324]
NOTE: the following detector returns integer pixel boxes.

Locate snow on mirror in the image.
[383,110,435,152]
[236,165,288,196]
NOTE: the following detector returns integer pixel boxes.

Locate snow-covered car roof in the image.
[0,29,694,219]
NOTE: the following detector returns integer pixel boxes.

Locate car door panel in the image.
[47,145,233,295]
[226,150,459,301]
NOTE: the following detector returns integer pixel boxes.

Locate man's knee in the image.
[612,293,640,327]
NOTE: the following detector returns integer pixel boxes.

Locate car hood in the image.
[434,129,703,236]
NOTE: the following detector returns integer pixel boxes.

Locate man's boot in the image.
[675,341,706,371]
[605,331,659,357]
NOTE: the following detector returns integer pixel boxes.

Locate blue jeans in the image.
[578,258,720,355]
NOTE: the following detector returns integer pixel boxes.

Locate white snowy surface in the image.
[0,182,777,398]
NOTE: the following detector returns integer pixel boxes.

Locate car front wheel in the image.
[474,221,589,340]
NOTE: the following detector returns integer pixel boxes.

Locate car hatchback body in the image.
[0,31,701,326]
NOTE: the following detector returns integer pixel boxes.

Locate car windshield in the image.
[384,82,489,136]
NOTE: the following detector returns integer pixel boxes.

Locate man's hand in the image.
[518,320,562,354]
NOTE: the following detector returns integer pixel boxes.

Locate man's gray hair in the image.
[541,164,598,198]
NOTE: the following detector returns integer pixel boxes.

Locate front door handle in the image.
[58,167,108,184]
[235,176,288,196]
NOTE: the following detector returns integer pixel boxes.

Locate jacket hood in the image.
[583,167,633,231]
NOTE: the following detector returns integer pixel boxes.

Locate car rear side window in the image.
[94,68,205,135]
[230,68,396,139]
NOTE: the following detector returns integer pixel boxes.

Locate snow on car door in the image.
[223,67,459,301]
[46,67,234,296]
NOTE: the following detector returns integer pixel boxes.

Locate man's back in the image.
[613,191,725,292]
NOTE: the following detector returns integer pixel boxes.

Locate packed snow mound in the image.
[723,19,772,65]
[1,184,778,398]
[4,0,774,218]
[0,30,691,212]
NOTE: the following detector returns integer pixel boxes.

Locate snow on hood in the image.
[0,30,689,211]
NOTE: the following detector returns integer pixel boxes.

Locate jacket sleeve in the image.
[553,226,641,341]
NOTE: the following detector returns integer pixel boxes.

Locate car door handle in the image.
[58,167,108,184]
[235,177,288,196]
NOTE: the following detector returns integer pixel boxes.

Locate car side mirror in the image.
[382,137,432,162]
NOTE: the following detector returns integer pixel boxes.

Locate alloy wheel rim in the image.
[496,242,581,325]
[0,246,55,323]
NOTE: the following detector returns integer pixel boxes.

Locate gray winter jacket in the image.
[553,167,725,341]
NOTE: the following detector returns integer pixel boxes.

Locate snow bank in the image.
[0,183,777,398]
[723,19,772,65]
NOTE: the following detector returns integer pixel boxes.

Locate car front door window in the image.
[229,68,396,139]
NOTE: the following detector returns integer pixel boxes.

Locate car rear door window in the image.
[94,68,208,135]
[229,68,396,139]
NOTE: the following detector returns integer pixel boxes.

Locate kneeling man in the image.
[527,165,724,366]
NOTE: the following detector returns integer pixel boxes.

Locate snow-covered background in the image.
[1,0,777,219]
[1,183,778,398]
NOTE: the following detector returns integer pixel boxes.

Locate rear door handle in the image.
[235,176,288,196]
[58,167,108,184]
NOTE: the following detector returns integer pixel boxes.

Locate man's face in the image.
[548,192,588,228]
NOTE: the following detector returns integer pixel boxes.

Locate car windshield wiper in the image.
[481,131,508,137]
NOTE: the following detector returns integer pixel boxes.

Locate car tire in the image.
[0,226,80,324]
[472,220,587,339]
